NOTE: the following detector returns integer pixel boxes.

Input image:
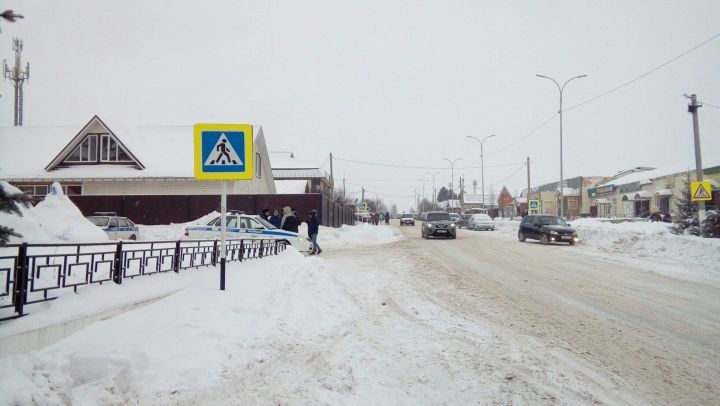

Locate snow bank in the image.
[0,182,108,244]
[138,211,219,241]
[570,218,720,270]
[318,222,402,248]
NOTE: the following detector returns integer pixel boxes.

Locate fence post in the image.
[274,241,278,255]
[212,240,218,266]
[239,239,244,262]
[259,240,264,258]
[113,241,123,285]
[13,243,28,317]
[173,240,181,273]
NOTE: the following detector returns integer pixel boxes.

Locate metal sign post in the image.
[194,123,253,291]
[220,180,227,290]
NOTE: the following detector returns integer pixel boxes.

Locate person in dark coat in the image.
[269,209,282,228]
[307,209,322,255]
[281,206,299,233]
[385,211,390,225]
[260,208,270,220]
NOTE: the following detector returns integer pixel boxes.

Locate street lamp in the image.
[426,171,439,210]
[467,134,496,209]
[536,73,587,218]
[442,157,462,212]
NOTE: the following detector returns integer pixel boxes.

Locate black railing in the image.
[0,238,286,322]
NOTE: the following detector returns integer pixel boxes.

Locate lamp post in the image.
[442,157,462,212]
[536,73,587,218]
[467,134,496,209]
[417,179,426,212]
[426,171,439,210]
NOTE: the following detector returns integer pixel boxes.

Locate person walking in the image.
[269,209,282,228]
[307,209,322,255]
[281,206,299,233]
[385,211,390,225]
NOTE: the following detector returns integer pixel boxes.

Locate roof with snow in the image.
[0,116,265,180]
[272,168,325,179]
[598,156,720,187]
[274,180,309,194]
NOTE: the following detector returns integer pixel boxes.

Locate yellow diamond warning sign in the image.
[690,181,712,201]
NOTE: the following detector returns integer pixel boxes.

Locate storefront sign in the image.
[587,185,615,197]
[618,182,641,194]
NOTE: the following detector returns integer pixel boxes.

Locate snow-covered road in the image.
[1,221,718,405]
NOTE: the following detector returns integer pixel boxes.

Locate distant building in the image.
[269,152,332,197]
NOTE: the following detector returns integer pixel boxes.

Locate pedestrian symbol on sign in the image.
[205,134,242,166]
[691,181,711,201]
[529,200,539,210]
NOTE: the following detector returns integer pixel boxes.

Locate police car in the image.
[183,211,313,253]
[86,212,140,240]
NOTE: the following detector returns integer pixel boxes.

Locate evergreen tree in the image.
[0,182,34,245]
[437,186,449,202]
[671,175,700,235]
[701,209,720,238]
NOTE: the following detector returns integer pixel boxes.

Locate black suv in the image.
[518,214,578,245]
[421,211,457,239]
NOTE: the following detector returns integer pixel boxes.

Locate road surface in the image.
[385,222,720,405]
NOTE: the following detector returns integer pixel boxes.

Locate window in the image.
[66,135,98,162]
[16,184,48,197]
[109,218,119,228]
[248,218,264,229]
[64,185,82,195]
[225,218,238,228]
[100,134,133,162]
[117,218,129,227]
[237,218,252,229]
[255,153,262,179]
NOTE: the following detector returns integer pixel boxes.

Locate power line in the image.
[566,32,720,112]
[703,101,720,109]
[334,156,525,170]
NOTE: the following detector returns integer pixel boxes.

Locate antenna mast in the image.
[3,37,30,126]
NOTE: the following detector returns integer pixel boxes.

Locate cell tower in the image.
[3,37,30,126]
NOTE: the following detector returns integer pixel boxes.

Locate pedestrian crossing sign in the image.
[691,181,712,201]
[529,199,540,210]
[194,124,253,180]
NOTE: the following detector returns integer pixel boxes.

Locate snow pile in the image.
[318,222,402,248]
[138,211,220,241]
[0,182,108,243]
[571,218,720,270]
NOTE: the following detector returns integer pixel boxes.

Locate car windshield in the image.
[87,216,109,226]
[401,214,413,218]
[427,212,450,221]
[539,217,568,226]
[476,214,491,221]
[256,217,276,229]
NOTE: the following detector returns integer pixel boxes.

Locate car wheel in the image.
[129,234,137,240]
[540,233,549,245]
[518,231,526,242]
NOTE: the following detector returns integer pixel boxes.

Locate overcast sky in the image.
[1,0,719,210]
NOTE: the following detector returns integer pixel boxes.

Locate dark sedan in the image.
[518,214,578,245]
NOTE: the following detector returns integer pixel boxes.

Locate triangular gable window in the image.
[64,133,134,164]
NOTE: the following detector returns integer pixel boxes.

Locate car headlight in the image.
[427,224,433,229]
[550,231,559,235]
[450,223,456,228]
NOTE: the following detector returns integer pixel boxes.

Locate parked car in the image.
[184,211,313,253]
[86,212,140,240]
[400,213,416,226]
[518,214,578,245]
[468,213,495,231]
[421,211,457,239]
[458,213,472,228]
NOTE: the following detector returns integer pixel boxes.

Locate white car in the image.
[184,212,313,253]
[86,212,140,240]
[468,213,495,231]
[400,213,415,226]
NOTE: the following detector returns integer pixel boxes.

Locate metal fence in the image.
[0,238,286,322]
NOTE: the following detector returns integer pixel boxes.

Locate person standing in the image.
[385,211,390,225]
[269,209,282,228]
[281,206,299,233]
[260,208,270,220]
[307,209,322,255]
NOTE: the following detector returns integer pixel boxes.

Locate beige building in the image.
[587,162,720,218]
[0,115,276,197]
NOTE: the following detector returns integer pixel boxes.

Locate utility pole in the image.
[361,186,365,204]
[526,156,531,200]
[342,175,346,196]
[4,37,30,126]
[686,93,705,222]
[329,153,334,201]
